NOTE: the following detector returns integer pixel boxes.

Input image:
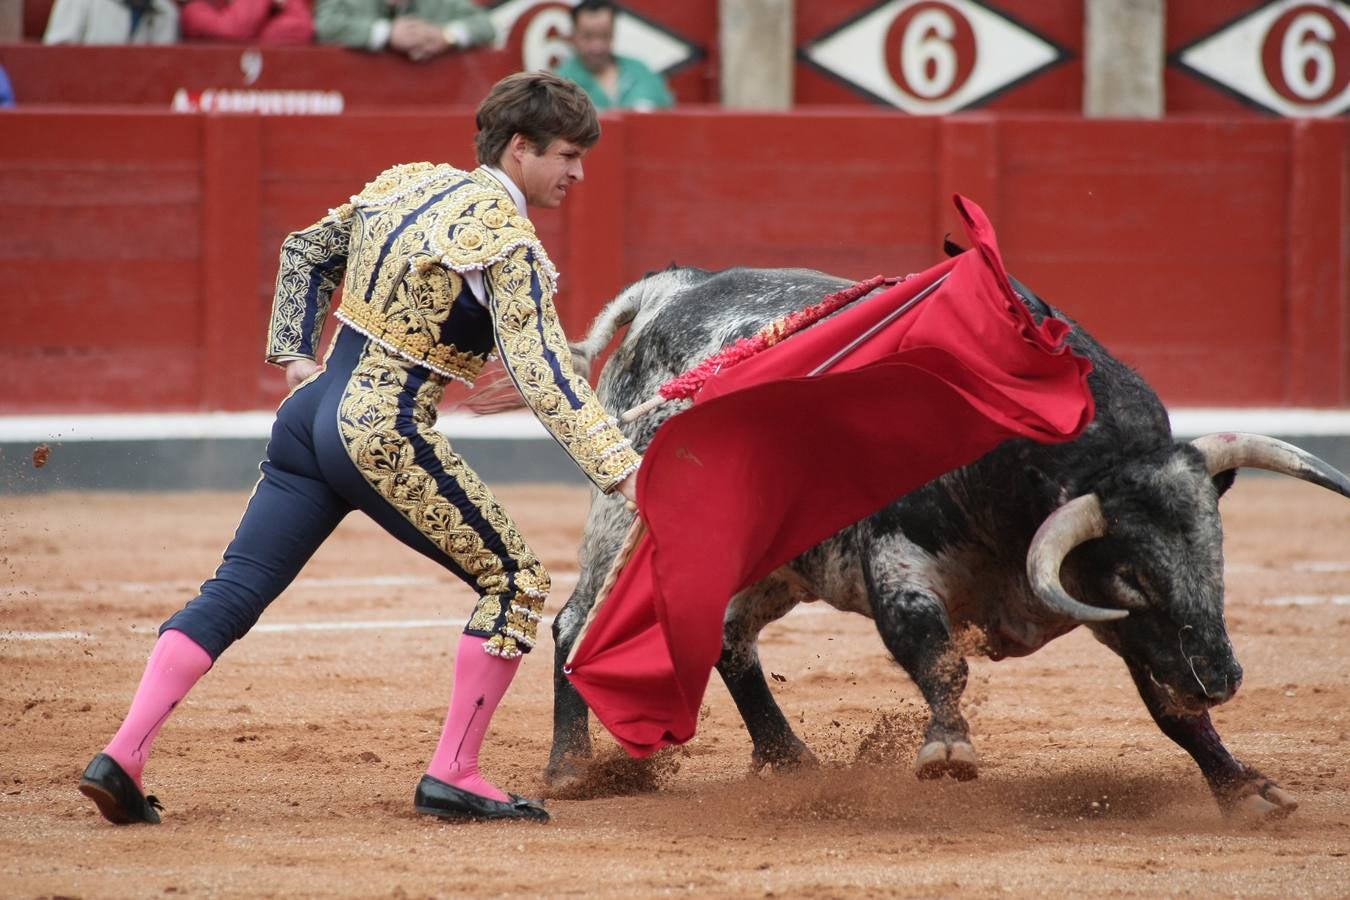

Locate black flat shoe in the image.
[78,753,163,825]
[414,775,549,823]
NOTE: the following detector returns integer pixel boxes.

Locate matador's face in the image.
[516,138,588,210]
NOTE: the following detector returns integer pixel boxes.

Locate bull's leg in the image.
[543,499,633,787]
[1126,665,1297,819]
[545,587,595,787]
[716,579,817,773]
[869,587,977,780]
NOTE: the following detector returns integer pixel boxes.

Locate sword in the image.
[620,270,947,423]
[805,271,949,376]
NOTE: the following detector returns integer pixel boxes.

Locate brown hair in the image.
[571,0,616,24]
[474,71,601,166]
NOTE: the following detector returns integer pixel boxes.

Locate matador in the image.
[79,72,639,826]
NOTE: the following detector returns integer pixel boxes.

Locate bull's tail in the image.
[568,278,651,378]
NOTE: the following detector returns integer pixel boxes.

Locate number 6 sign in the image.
[1173,0,1350,117]
[800,0,1069,113]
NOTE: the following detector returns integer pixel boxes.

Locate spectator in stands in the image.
[0,65,14,108]
[554,0,672,112]
[43,0,179,43]
[314,0,493,63]
[180,0,315,45]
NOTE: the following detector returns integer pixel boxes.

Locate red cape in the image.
[565,196,1095,755]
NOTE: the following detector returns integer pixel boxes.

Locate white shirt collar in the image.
[482,165,527,218]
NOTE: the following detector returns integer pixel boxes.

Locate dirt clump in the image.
[853,708,927,765]
[544,746,683,800]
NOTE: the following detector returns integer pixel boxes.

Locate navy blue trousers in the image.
[162,328,549,660]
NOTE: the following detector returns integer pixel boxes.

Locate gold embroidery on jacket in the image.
[425,171,550,284]
[303,161,637,493]
[266,209,352,362]
[332,165,542,383]
[489,244,641,491]
[336,264,489,386]
[350,162,457,209]
[335,340,550,656]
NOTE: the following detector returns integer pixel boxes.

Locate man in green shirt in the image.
[554,0,673,112]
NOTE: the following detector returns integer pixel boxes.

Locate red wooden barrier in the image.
[0,43,528,109]
[1,110,1346,412]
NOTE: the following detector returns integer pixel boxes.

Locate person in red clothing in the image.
[179,0,315,44]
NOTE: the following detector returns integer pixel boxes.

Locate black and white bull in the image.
[545,265,1350,819]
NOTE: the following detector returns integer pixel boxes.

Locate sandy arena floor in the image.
[2,478,1348,898]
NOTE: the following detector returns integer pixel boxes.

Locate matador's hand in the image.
[284,358,321,389]
[615,471,639,511]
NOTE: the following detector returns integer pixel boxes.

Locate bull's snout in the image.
[1149,654,1242,713]
[1188,656,1243,705]
[1169,623,1244,706]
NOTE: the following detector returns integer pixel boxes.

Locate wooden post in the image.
[0,0,22,41]
[1084,0,1165,118]
[719,0,794,109]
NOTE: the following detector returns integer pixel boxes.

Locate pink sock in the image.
[426,633,522,802]
[102,629,213,790]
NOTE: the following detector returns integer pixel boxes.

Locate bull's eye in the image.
[1112,570,1150,610]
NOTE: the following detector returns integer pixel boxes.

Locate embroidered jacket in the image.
[265,162,639,492]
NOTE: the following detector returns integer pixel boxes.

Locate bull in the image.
[544,264,1350,819]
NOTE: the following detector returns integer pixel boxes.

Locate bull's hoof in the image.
[1226,780,1298,821]
[914,739,979,781]
[751,739,818,774]
[542,753,591,791]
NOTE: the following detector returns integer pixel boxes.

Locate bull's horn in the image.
[1026,494,1129,623]
[1190,433,1350,499]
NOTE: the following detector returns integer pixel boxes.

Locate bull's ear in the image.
[943,235,967,258]
[1212,468,1238,498]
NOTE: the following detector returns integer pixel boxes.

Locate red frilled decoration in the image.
[656,274,903,402]
[566,195,1097,757]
